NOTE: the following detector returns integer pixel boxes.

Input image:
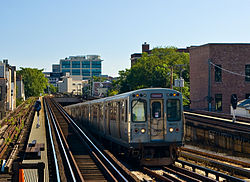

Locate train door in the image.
[150,99,164,141]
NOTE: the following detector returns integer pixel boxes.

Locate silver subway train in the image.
[65,88,184,166]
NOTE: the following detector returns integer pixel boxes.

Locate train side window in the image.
[152,102,161,118]
[125,100,127,122]
[121,101,124,122]
[117,101,120,123]
[131,99,147,122]
[167,99,181,121]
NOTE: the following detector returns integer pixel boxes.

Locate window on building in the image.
[61,61,70,68]
[215,94,222,111]
[72,69,80,75]
[82,61,90,68]
[215,65,222,82]
[92,69,101,73]
[92,61,101,68]
[62,69,71,73]
[82,69,90,76]
[246,94,250,99]
[92,64,101,68]
[0,86,2,101]
[92,61,101,65]
[72,61,80,68]
[245,64,250,82]
[92,73,100,76]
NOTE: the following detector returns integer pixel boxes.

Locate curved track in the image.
[45,97,131,181]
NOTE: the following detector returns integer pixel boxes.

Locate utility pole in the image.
[170,66,173,89]
[208,59,212,111]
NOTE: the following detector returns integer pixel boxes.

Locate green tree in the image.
[117,47,190,103]
[17,68,48,97]
[92,76,107,82]
[48,83,57,94]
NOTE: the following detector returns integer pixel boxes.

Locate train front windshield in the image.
[132,99,147,122]
[167,99,181,121]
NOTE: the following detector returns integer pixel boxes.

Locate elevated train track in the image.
[44,97,134,182]
[179,147,250,180]
[184,111,250,134]
[44,97,250,182]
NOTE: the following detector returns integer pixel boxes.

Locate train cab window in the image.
[132,99,147,122]
[167,99,181,121]
[152,102,161,118]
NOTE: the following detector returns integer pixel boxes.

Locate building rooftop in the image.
[189,43,250,50]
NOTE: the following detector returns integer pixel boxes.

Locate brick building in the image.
[190,43,250,113]
[131,42,151,66]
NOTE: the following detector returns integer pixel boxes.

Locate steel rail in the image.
[143,167,174,182]
[181,147,250,168]
[180,151,250,178]
[163,166,201,182]
[184,115,250,138]
[169,165,217,182]
[45,100,77,182]
[43,99,61,182]
[53,99,129,182]
[185,110,250,124]
[184,111,250,131]
[177,159,246,182]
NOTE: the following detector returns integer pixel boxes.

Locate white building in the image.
[0,60,16,119]
[58,73,87,95]
[16,75,25,101]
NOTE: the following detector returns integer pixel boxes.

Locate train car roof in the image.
[65,88,180,108]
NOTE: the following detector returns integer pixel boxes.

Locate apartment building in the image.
[0,60,16,119]
[190,43,250,113]
[60,55,103,80]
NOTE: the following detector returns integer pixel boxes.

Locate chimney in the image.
[142,42,149,53]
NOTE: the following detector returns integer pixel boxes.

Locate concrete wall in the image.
[185,123,250,156]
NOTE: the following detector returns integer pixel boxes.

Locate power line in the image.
[210,61,250,78]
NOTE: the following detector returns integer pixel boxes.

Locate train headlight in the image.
[134,128,139,133]
[176,128,179,132]
[141,128,146,134]
[169,127,174,133]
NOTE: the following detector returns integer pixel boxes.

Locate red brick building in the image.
[190,43,250,113]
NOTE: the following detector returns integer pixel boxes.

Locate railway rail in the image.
[0,98,36,174]
[181,147,250,168]
[133,147,249,181]
[184,111,250,136]
[142,164,219,182]
[187,110,250,125]
[180,149,250,178]
[45,97,132,182]
[176,159,246,182]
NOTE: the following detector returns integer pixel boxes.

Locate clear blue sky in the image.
[1,0,250,77]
